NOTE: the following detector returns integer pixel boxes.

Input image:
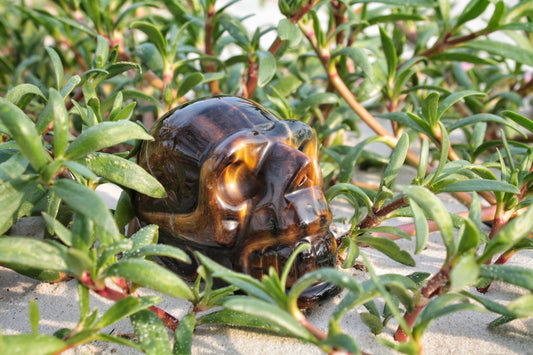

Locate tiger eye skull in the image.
[135,96,339,307]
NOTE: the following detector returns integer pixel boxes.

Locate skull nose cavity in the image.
[223,219,239,231]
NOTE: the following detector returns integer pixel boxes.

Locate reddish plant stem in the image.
[414,29,489,61]
[358,197,409,230]
[268,1,320,56]
[244,57,258,99]
[331,1,347,45]
[149,305,180,331]
[394,265,451,342]
[300,19,483,209]
[494,249,517,265]
[79,271,180,330]
[297,314,327,341]
[204,4,220,95]
[393,304,425,342]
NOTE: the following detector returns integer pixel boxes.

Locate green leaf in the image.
[219,15,250,47]
[361,254,413,338]
[326,183,373,214]
[5,84,46,106]
[279,243,311,289]
[51,179,119,238]
[42,212,73,246]
[478,265,533,291]
[0,334,65,355]
[29,299,39,333]
[109,102,136,122]
[455,0,490,29]
[421,92,439,127]
[66,248,93,277]
[431,51,497,65]
[95,295,161,329]
[296,93,339,116]
[45,47,64,89]
[456,217,480,254]
[126,244,190,263]
[464,40,533,66]
[437,0,450,29]
[319,333,360,354]
[64,121,153,160]
[222,296,316,342]
[489,315,516,328]
[177,72,204,98]
[379,26,397,83]
[437,179,520,194]
[0,236,67,271]
[340,237,360,269]
[93,333,143,352]
[131,21,167,60]
[393,57,426,99]
[114,191,136,230]
[0,174,40,234]
[0,152,28,180]
[94,35,109,69]
[411,199,429,254]
[256,50,277,87]
[277,18,301,46]
[378,337,419,355]
[386,281,415,313]
[131,309,172,355]
[173,312,195,355]
[81,152,166,198]
[507,294,533,317]
[96,239,133,272]
[136,42,165,76]
[378,133,409,198]
[360,312,383,334]
[413,294,484,340]
[105,62,141,80]
[448,113,524,136]
[356,235,415,266]
[197,253,273,303]
[461,290,514,317]
[450,254,479,291]
[0,98,50,171]
[437,90,485,120]
[487,1,505,30]
[197,309,280,331]
[378,112,433,138]
[402,185,454,258]
[63,161,98,181]
[103,259,195,300]
[49,89,68,158]
[127,224,159,252]
[502,110,533,133]
[334,47,373,80]
[120,90,162,111]
[479,204,533,263]
[354,0,432,4]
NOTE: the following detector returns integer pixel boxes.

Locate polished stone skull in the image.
[135,96,338,307]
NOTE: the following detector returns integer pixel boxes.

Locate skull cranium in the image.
[135,96,338,307]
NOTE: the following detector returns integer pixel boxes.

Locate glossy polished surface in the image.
[135,96,338,307]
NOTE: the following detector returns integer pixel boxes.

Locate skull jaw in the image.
[296,281,342,309]
[152,226,340,308]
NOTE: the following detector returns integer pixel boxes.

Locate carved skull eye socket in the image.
[219,162,259,204]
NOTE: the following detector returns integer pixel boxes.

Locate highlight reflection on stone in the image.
[135,96,339,307]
